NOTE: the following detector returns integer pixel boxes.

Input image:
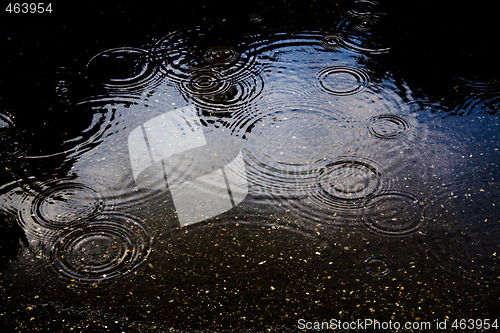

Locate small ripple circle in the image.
[322,34,344,49]
[181,70,233,96]
[363,255,392,277]
[203,46,240,65]
[317,160,381,201]
[317,66,371,96]
[368,114,410,139]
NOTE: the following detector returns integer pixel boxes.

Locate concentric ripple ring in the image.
[317,160,381,202]
[363,255,392,277]
[50,213,151,286]
[368,114,410,139]
[31,183,104,229]
[181,70,233,96]
[317,66,371,96]
[362,192,424,236]
[203,46,240,65]
[18,179,109,241]
[86,47,158,89]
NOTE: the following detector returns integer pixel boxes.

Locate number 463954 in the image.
[451,319,498,330]
[6,3,53,14]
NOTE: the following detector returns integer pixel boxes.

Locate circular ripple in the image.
[204,46,240,65]
[282,158,386,229]
[154,29,259,83]
[318,160,381,202]
[32,183,103,229]
[322,34,344,50]
[317,66,371,96]
[368,114,410,139]
[181,69,264,113]
[86,47,161,95]
[50,213,151,286]
[87,48,157,84]
[336,15,391,54]
[181,70,233,96]
[363,255,391,276]
[424,185,499,283]
[18,178,110,242]
[362,192,425,236]
[454,91,499,116]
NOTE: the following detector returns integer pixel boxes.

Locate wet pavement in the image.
[0,0,498,331]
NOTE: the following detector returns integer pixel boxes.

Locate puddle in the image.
[0,0,498,331]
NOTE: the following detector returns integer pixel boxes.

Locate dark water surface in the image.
[0,0,498,331]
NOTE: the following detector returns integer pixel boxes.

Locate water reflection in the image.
[0,0,498,329]
[128,105,248,226]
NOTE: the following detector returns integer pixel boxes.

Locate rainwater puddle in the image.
[0,0,498,331]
